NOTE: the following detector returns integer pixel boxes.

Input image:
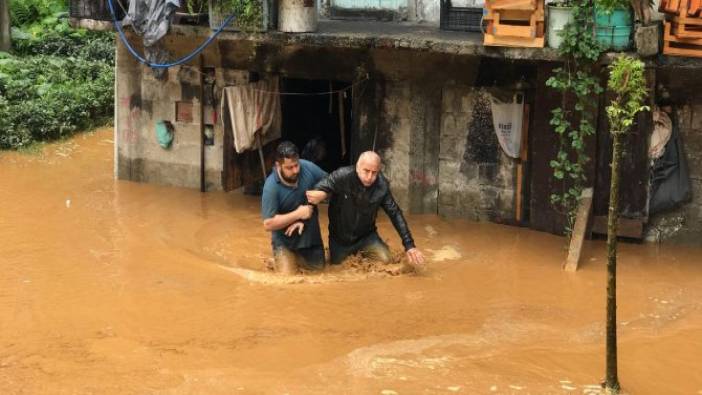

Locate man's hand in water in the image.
[406,248,425,265]
[306,190,327,205]
[285,221,305,237]
[295,204,314,220]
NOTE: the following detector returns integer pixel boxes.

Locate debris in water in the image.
[561,384,576,391]
[447,385,461,392]
[66,199,71,208]
[380,390,398,395]
[489,385,497,392]
[426,245,462,262]
[509,385,524,390]
[425,225,438,237]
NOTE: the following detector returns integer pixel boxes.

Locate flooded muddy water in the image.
[1,128,701,394]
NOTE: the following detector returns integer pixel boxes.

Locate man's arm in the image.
[380,192,416,251]
[307,166,348,204]
[304,160,330,205]
[381,187,425,265]
[263,206,313,232]
[261,177,313,232]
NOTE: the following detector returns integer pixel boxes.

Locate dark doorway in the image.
[281,78,353,173]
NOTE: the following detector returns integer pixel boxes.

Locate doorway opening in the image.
[281,78,353,173]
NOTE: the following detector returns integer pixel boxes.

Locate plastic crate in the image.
[440,0,484,32]
[69,0,126,21]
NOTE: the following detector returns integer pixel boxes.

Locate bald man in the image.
[306,151,424,265]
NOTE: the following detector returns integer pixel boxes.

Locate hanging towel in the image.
[490,93,524,159]
[222,78,282,154]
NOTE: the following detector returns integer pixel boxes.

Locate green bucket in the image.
[596,26,632,51]
[594,8,632,51]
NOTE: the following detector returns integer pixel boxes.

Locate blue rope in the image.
[107,0,237,68]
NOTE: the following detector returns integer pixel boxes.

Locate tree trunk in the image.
[0,0,10,52]
[605,132,622,394]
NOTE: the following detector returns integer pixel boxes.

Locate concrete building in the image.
[106,7,702,245]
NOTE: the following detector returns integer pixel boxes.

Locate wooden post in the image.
[515,103,530,222]
[564,187,594,272]
[0,0,10,52]
[338,91,346,159]
[199,55,206,193]
[605,133,623,393]
[256,133,267,180]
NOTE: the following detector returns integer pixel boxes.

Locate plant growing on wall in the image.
[186,0,208,15]
[546,0,603,235]
[212,0,262,31]
[595,0,630,13]
[603,55,648,395]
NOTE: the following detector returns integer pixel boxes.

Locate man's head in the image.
[275,141,300,184]
[355,151,381,187]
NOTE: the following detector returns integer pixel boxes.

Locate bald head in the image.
[358,151,381,166]
[356,151,381,187]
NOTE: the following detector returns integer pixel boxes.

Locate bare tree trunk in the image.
[605,132,622,394]
[0,0,10,52]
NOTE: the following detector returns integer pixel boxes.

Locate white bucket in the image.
[278,0,317,32]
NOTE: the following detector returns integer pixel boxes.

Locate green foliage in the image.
[14,27,115,62]
[213,0,263,31]
[186,0,208,15]
[0,54,114,149]
[546,0,603,235]
[1,0,115,150]
[595,0,630,14]
[606,56,649,136]
[10,0,67,27]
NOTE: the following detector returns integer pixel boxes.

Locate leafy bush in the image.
[1,0,115,150]
[13,28,115,62]
[0,54,114,149]
[10,0,67,27]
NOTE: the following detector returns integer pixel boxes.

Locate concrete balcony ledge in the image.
[169,19,562,62]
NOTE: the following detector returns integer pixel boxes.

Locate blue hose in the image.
[107,0,237,68]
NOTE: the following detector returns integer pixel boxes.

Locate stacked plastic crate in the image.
[483,0,545,47]
[660,0,702,57]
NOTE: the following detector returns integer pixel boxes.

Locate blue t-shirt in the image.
[261,159,327,250]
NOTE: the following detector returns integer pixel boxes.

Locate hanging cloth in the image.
[221,78,282,154]
[649,110,691,214]
[490,93,524,159]
[649,108,672,160]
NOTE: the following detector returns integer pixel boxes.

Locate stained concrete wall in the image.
[116,30,523,225]
[438,85,516,221]
[115,35,230,191]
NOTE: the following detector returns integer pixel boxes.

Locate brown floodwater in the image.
[1,128,701,395]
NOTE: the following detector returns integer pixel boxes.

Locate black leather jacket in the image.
[314,166,416,251]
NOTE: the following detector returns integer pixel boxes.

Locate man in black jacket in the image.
[306,151,425,265]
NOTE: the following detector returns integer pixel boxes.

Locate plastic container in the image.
[547,5,574,49]
[594,8,633,51]
[278,0,317,32]
[440,0,484,32]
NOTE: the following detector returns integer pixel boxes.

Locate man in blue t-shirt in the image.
[261,141,328,274]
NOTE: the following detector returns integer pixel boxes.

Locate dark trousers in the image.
[329,232,391,265]
[273,245,325,273]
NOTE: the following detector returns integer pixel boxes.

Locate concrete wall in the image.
[438,85,516,221]
[115,35,230,191]
[115,31,522,226]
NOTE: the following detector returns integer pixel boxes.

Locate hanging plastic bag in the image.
[490,93,524,159]
[155,120,174,149]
